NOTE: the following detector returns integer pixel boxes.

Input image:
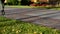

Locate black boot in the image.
[1,10,5,16]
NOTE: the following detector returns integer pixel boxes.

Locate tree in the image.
[57,0,60,7]
[7,0,18,5]
[49,0,57,7]
[21,0,30,5]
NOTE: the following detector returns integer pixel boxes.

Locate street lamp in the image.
[1,0,5,16]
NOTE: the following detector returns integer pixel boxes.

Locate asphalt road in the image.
[0,7,60,29]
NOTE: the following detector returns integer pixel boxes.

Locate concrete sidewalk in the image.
[0,8,60,29]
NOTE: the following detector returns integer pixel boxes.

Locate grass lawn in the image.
[52,8,60,10]
[31,6,60,10]
[5,5,32,8]
[0,16,60,34]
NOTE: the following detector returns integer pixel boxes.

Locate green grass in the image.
[52,8,60,10]
[5,5,32,8]
[0,16,60,34]
[35,6,60,10]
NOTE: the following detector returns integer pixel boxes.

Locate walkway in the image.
[0,7,60,29]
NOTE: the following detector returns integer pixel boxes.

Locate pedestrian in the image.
[1,0,5,16]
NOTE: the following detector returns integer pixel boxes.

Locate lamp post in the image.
[1,0,5,16]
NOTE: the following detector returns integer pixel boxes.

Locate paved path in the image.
[0,7,60,29]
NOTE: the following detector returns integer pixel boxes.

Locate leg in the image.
[1,3,5,15]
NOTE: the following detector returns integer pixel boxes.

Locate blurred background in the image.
[4,0,60,7]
